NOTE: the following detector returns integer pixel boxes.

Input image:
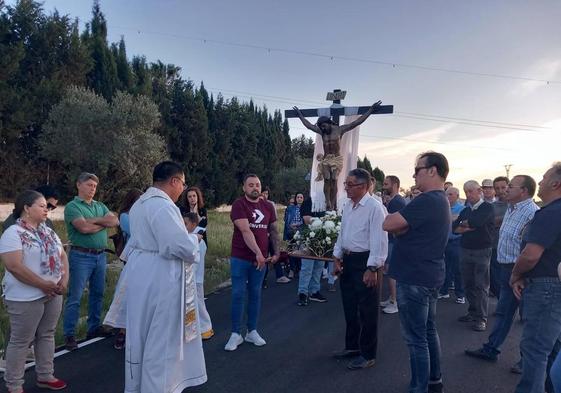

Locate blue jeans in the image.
[298,258,323,295]
[230,257,266,334]
[439,239,464,298]
[551,350,561,393]
[397,282,442,393]
[484,264,519,354]
[515,279,561,393]
[63,250,107,336]
[489,248,501,298]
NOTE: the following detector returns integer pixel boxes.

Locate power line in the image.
[207,88,549,133]
[107,25,561,85]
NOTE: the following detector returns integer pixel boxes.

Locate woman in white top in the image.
[0,190,69,393]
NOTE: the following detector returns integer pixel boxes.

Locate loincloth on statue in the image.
[315,154,343,181]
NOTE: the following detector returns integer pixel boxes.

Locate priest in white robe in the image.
[123,161,207,393]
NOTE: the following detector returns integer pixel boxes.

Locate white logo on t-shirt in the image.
[252,209,265,224]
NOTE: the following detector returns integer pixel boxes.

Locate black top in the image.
[452,202,494,249]
[523,197,561,279]
[386,194,407,244]
[389,190,450,288]
[197,207,208,245]
[300,198,325,219]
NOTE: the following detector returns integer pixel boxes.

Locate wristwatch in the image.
[367,266,377,273]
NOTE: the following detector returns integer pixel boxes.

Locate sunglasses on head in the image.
[47,203,57,211]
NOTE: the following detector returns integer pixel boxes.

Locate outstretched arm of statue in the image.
[293,106,321,133]
[339,100,382,135]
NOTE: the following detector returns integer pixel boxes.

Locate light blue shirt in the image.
[497,198,539,264]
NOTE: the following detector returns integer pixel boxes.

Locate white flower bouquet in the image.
[289,211,342,258]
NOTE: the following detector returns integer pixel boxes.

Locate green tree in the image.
[39,86,165,204]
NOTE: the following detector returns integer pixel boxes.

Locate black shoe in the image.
[297,293,308,306]
[464,347,497,362]
[309,292,327,303]
[64,336,78,351]
[332,349,360,359]
[86,325,114,340]
[347,356,375,370]
[428,382,444,393]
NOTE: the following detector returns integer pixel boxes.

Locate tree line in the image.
[0,0,383,208]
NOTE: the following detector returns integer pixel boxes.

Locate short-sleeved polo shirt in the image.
[64,196,110,249]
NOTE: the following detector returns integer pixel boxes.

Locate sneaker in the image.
[245,330,266,346]
[472,321,487,332]
[464,347,497,362]
[114,331,126,350]
[328,283,336,292]
[309,292,327,303]
[380,297,393,307]
[382,301,398,314]
[347,356,376,370]
[322,268,328,279]
[455,297,466,304]
[64,336,78,351]
[510,360,522,374]
[428,381,443,393]
[36,378,67,390]
[201,329,215,340]
[297,293,308,306]
[438,293,450,299]
[458,314,476,322]
[288,270,295,279]
[276,276,291,284]
[224,333,244,351]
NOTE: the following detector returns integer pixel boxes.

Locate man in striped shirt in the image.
[464,175,539,362]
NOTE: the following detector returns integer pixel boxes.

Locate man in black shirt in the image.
[453,180,494,332]
[510,163,561,393]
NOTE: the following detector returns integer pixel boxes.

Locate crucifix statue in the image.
[285,90,393,211]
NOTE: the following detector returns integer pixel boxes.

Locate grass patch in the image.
[0,208,285,350]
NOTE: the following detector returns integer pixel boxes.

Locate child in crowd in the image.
[182,211,214,340]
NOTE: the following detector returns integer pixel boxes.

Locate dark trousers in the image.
[340,252,379,360]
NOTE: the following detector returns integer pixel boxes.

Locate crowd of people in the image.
[0,155,560,393]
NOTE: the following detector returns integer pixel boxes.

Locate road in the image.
[14,275,522,393]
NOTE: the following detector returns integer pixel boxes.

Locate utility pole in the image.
[504,164,513,179]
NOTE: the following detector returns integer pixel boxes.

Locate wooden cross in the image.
[284,89,393,125]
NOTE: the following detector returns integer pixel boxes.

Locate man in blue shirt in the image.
[380,175,407,314]
[438,187,466,303]
[510,163,561,393]
[383,151,451,393]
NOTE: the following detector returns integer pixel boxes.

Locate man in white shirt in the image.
[333,168,388,370]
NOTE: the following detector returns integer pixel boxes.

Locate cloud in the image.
[510,58,561,97]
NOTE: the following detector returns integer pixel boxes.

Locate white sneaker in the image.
[322,268,328,279]
[245,330,266,346]
[438,293,450,299]
[382,301,399,314]
[380,297,393,307]
[224,333,244,351]
[276,276,291,284]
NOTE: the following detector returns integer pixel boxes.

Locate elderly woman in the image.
[0,190,69,393]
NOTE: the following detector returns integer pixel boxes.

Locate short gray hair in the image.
[446,186,460,196]
[77,172,99,184]
[551,162,561,181]
[463,180,480,191]
[348,168,371,185]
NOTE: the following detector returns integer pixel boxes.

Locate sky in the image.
[28,0,561,191]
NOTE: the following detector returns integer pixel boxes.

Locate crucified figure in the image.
[293,101,382,211]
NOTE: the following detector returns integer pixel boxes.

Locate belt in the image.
[71,245,105,255]
[527,277,561,284]
[343,249,370,256]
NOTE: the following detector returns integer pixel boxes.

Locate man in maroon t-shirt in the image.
[224,174,280,351]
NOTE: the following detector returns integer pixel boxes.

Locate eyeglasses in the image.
[414,166,431,175]
[47,203,57,211]
[343,182,366,188]
[173,177,188,191]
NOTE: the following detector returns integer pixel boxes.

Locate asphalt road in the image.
[13,275,522,393]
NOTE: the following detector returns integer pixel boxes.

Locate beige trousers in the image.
[4,295,63,392]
